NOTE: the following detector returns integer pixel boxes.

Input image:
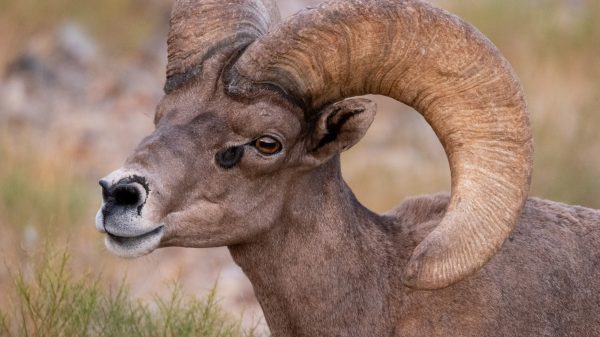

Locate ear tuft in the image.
[306,98,376,164]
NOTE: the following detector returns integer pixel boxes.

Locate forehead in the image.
[157,88,303,140]
[226,99,302,139]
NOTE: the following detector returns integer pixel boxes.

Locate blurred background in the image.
[0,0,598,335]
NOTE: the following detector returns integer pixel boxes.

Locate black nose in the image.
[99,179,111,201]
[99,180,143,207]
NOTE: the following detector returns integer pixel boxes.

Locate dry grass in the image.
[0,248,258,337]
[0,132,265,335]
[0,130,93,232]
[0,0,598,335]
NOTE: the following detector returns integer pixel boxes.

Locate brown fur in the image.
[95,0,600,336]
[391,195,600,336]
[232,0,534,289]
[227,163,600,336]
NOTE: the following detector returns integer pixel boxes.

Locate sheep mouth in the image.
[106,225,165,244]
[104,225,165,258]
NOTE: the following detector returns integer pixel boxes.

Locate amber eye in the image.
[254,136,282,155]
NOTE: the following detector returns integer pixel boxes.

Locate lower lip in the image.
[107,225,165,245]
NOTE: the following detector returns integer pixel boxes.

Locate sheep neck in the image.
[229,156,397,337]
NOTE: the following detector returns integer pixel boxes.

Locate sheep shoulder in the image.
[385,194,600,337]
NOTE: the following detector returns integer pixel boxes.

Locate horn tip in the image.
[401,261,455,291]
[401,238,472,290]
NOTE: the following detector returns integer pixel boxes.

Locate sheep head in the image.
[96,0,533,290]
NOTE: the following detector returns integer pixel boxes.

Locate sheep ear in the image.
[304,98,376,165]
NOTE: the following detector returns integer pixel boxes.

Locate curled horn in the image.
[227,0,533,289]
[165,0,279,93]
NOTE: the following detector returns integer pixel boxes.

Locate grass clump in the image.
[0,249,257,337]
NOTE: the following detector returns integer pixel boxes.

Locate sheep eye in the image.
[254,136,282,155]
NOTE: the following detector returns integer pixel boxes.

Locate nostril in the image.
[99,180,110,202]
[113,184,141,206]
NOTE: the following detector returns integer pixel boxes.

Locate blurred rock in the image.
[0,20,163,172]
[57,23,99,67]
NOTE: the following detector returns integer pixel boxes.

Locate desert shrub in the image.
[0,248,258,337]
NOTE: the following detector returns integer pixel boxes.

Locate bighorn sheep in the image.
[95,0,600,335]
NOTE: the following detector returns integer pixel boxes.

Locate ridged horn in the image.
[227,0,533,289]
[165,0,279,93]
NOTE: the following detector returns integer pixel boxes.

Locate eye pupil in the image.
[255,136,282,155]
